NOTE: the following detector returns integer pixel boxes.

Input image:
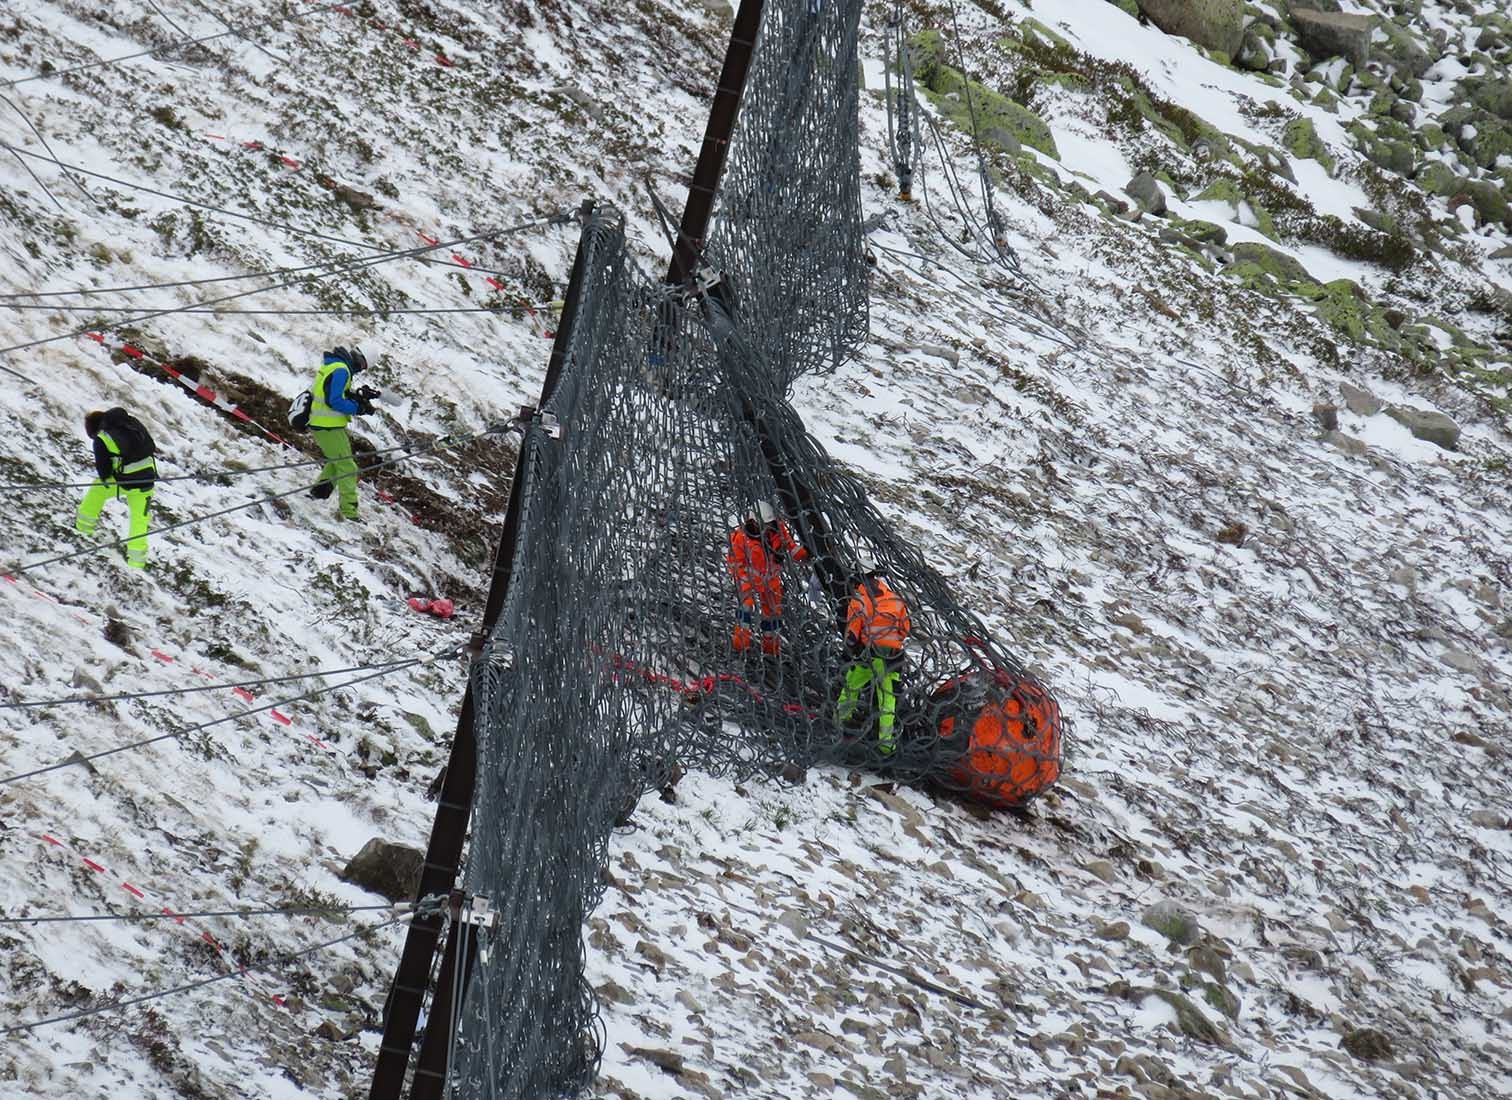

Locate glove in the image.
[352,385,380,416]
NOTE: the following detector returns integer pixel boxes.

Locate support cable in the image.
[0,141,540,280]
[943,0,1020,272]
[0,654,438,710]
[0,642,462,788]
[183,0,289,64]
[7,421,512,576]
[0,303,553,317]
[0,213,567,360]
[0,901,406,926]
[0,912,424,1037]
[0,256,530,302]
[0,440,431,492]
[1,2,343,89]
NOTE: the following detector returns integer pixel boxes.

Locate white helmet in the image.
[749,500,777,526]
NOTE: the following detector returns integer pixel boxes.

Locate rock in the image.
[1464,77,1512,122]
[1415,160,1457,197]
[1137,0,1245,57]
[1146,988,1234,1047]
[1341,1027,1394,1062]
[1470,810,1508,829]
[1364,135,1416,177]
[1491,245,1512,260]
[1441,648,1480,674]
[1389,98,1417,125]
[1228,241,1315,285]
[1097,920,1132,941]
[1123,172,1167,215]
[1323,430,1369,458]
[1353,207,1398,235]
[1142,900,1201,945]
[70,667,105,694]
[103,617,134,649]
[1284,116,1336,173]
[1292,9,1373,68]
[329,183,376,212]
[1376,21,1434,78]
[1215,521,1247,546]
[1312,403,1339,431]
[1385,405,1461,450]
[981,126,1022,155]
[1237,32,1271,72]
[1340,382,1383,416]
[338,838,425,902]
[911,33,1060,159]
[1462,180,1511,228]
[1083,859,1118,883]
[1093,189,1130,215]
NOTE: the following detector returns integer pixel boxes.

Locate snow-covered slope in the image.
[2,1,1510,1098]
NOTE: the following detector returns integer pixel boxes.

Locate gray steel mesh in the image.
[447,3,1063,1095]
[705,0,868,389]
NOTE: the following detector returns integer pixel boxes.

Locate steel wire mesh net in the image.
[705,0,869,388]
[448,2,1062,1095]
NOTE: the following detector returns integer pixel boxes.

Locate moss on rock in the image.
[912,30,1059,159]
[1229,240,1315,286]
[1283,117,1336,174]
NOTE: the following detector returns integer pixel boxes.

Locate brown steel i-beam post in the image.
[666,0,766,288]
[369,201,599,1100]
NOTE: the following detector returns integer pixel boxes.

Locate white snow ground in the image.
[1,1,1510,1099]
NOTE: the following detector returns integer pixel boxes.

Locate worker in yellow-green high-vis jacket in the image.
[77,407,158,569]
[307,345,378,522]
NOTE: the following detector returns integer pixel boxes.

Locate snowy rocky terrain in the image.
[2,1,1510,1098]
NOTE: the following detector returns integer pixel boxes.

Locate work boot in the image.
[309,481,335,500]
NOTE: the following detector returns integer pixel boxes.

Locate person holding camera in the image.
[306,344,379,522]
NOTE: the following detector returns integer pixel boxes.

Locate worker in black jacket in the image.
[76,408,158,569]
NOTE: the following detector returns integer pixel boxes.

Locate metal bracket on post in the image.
[516,404,563,439]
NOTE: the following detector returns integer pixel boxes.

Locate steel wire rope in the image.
[7,421,512,576]
[0,246,548,301]
[865,235,1081,352]
[0,901,406,926]
[0,92,76,212]
[943,0,1020,274]
[0,439,430,492]
[0,303,554,316]
[182,0,288,63]
[0,912,420,1036]
[0,212,567,359]
[0,640,462,787]
[0,653,441,710]
[0,1,344,89]
[0,141,536,280]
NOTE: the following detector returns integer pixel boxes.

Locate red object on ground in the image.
[428,598,455,619]
[407,597,433,613]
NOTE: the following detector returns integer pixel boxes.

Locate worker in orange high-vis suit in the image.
[836,566,912,754]
[726,500,809,656]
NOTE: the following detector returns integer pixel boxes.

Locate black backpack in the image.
[287,389,313,431]
[102,407,156,464]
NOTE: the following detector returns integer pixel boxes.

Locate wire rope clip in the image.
[485,641,515,671]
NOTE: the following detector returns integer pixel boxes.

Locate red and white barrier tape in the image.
[81,331,290,448]
[196,129,559,337]
[0,574,335,754]
[33,831,290,1008]
[332,5,457,68]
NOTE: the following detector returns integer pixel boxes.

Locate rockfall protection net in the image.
[447,3,1063,1096]
[704,0,868,389]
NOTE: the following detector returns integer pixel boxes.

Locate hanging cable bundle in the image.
[882,4,922,202]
